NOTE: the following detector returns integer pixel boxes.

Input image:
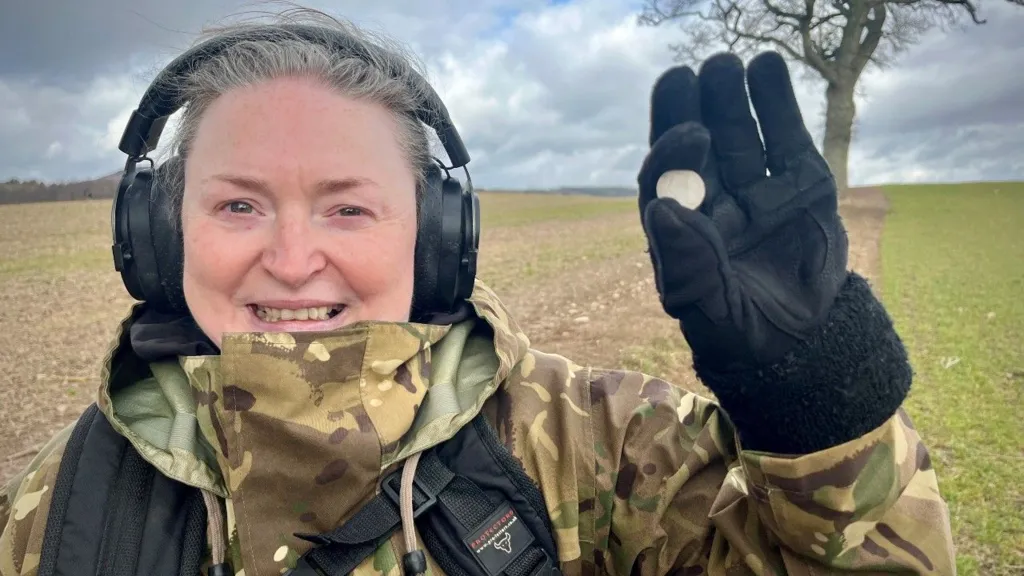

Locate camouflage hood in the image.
[94,279,531,570]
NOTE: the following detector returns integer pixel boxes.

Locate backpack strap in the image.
[287,414,561,576]
[36,402,208,576]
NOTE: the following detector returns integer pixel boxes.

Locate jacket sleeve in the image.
[586,368,955,575]
[0,424,73,576]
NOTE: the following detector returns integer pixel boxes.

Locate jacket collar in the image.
[95,279,530,497]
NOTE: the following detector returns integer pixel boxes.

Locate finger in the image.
[746,52,830,188]
[637,122,712,220]
[649,65,701,146]
[646,66,727,219]
[642,198,728,320]
[698,53,767,191]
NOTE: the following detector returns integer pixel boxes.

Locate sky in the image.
[1,0,1022,189]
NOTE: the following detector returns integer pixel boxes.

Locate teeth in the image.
[254,305,341,322]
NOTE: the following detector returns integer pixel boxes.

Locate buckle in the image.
[381,470,437,519]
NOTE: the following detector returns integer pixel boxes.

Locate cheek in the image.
[333,222,417,296]
[182,219,257,298]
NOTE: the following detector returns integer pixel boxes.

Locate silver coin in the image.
[656,170,705,210]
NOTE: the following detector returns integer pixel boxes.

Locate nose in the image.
[260,210,328,288]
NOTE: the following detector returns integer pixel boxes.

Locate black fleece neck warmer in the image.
[129,308,218,362]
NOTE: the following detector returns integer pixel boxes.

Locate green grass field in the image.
[880,182,1024,573]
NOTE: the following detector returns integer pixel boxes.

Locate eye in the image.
[336,206,364,217]
[226,201,255,214]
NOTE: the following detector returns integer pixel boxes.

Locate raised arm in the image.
[598,49,957,573]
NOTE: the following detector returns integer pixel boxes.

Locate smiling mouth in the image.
[249,304,346,323]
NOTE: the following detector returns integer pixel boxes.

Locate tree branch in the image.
[885,0,985,24]
[800,0,840,82]
[810,10,846,29]
[852,3,885,74]
[830,0,853,16]
[638,0,1021,88]
[721,9,809,63]
[638,0,708,25]
[762,0,805,22]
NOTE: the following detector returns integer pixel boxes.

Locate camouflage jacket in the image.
[1,280,954,575]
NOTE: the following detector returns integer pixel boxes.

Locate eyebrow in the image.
[208,174,379,195]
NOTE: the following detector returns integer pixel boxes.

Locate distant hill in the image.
[479,186,637,198]
[0,172,121,204]
[0,173,636,205]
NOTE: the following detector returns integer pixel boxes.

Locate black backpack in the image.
[35,403,561,576]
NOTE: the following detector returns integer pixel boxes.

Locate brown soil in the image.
[840,186,889,286]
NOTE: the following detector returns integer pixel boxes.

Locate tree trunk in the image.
[822,80,857,192]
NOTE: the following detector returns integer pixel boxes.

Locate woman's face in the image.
[180,76,419,347]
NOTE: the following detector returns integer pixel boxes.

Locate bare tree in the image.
[638,0,1022,190]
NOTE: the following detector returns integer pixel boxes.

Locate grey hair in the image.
[157,6,438,230]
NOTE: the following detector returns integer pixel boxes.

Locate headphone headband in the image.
[117,23,470,169]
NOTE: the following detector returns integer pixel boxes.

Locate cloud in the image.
[426,0,682,188]
[848,0,1024,184]
[0,73,144,180]
[1,0,1022,187]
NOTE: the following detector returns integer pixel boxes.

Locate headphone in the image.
[111,24,480,323]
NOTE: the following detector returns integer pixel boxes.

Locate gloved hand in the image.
[638,51,849,373]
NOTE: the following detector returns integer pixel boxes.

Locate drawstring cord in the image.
[201,453,426,576]
[399,452,427,576]
[202,489,232,576]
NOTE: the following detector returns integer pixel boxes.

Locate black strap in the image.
[98,445,155,576]
[419,477,557,576]
[288,451,454,575]
[288,449,558,576]
[38,403,102,576]
[35,403,208,576]
[38,403,133,576]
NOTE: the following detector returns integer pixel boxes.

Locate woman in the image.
[1,8,954,576]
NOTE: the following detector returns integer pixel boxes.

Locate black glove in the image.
[639,51,847,371]
[638,52,911,454]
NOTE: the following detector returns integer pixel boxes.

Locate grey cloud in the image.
[0,0,545,181]
[1,0,1022,188]
[855,121,1024,185]
[849,0,1024,184]
[438,2,679,188]
[0,0,540,86]
[856,7,1024,136]
[0,77,131,181]
[0,0,250,86]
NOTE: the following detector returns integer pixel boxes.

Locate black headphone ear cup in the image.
[150,157,187,313]
[439,175,463,308]
[113,170,145,302]
[115,158,187,314]
[433,171,474,310]
[412,164,444,319]
[458,187,480,301]
[411,161,481,322]
[121,167,163,306]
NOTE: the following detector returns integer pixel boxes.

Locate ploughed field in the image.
[1,183,1020,572]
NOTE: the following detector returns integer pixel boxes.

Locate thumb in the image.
[643,197,729,320]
